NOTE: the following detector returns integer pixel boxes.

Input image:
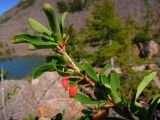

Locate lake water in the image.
[0,56,46,79]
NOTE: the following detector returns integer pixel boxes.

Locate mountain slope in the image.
[0,0,160,56]
[0,0,90,55]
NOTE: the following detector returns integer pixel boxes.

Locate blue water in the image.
[0,56,46,79]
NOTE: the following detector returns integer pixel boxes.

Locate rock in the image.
[37,99,83,120]
[111,67,122,74]
[154,76,160,88]
[145,64,160,71]
[33,72,84,119]
[148,40,159,58]
[132,65,146,72]
[132,63,160,72]
[0,80,37,120]
[32,72,61,103]
[0,72,84,120]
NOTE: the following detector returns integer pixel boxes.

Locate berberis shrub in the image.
[13,3,160,120]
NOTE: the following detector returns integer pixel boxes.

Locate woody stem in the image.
[57,45,95,87]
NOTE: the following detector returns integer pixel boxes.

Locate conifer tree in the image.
[79,0,128,65]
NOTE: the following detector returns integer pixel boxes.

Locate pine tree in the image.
[79,0,128,65]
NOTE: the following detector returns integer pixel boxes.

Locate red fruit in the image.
[69,86,77,98]
[61,77,69,90]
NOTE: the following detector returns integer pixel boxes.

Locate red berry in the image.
[69,86,77,98]
[61,77,69,90]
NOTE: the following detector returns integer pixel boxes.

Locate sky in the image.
[0,0,20,15]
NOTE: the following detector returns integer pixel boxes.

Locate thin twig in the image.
[81,85,96,99]
[1,67,7,120]
[84,73,96,87]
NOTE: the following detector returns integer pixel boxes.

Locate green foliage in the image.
[5,88,17,101]
[0,70,8,79]
[13,34,57,46]
[22,113,37,120]
[65,25,88,60]
[69,0,86,13]
[28,18,52,36]
[60,12,68,36]
[56,0,68,13]
[101,64,110,76]
[135,72,157,102]
[32,63,56,79]
[130,72,157,109]
[74,93,98,104]
[83,63,99,82]
[43,3,62,42]
[110,73,120,91]
[68,0,160,99]
[133,32,150,44]
[100,75,110,88]
[69,0,130,65]
[109,73,122,104]
[13,3,71,78]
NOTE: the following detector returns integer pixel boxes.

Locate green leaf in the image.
[28,113,35,120]
[110,73,120,91]
[52,59,57,69]
[100,75,111,89]
[147,94,160,120]
[101,64,111,75]
[111,89,122,104]
[28,18,52,36]
[28,44,37,50]
[74,93,98,104]
[43,3,62,43]
[27,43,58,51]
[60,12,68,35]
[52,33,61,43]
[109,73,121,104]
[83,63,99,82]
[135,72,157,101]
[32,63,56,79]
[13,34,57,46]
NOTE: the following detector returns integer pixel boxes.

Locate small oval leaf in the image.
[13,34,57,47]
[110,73,120,91]
[74,93,98,104]
[28,18,52,36]
[83,63,99,82]
[43,3,62,43]
[135,72,157,101]
[32,63,56,79]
